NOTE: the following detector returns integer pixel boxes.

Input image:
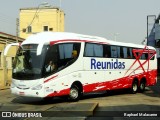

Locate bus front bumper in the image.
[10,85,45,98]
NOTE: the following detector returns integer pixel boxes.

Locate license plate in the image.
[19,92,25,95]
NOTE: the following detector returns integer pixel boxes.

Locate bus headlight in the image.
[32,84,42,90]
[11,83,16,88]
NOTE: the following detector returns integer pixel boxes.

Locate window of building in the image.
[49,28,53,31]
[27,26,32,33]
[43,26,48,31]
[22,28,26,32]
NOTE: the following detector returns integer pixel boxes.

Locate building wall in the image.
[0,42,6,88]
[19,7,65,39]
[0,32,24,88]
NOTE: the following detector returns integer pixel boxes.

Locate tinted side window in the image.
[84,43,103,57]
[123,47,128,58]
[110,46,123,58]
[59,44,73,59]
[128,48,133,58]
[103,45,111,58]
[111,46,117,58]
[149,53,155,60]
[43,43,81,77]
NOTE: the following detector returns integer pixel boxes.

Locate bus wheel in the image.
[131,80,138,94]
[139,80,146,93]
[69,85,80,101]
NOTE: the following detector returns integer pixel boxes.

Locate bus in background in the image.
[4,32,157,101]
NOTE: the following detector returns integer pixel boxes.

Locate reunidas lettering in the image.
[91,58,125,69]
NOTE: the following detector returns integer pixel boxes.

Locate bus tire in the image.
[139,80,146,93]
[69,85,80,101]
[131,80,138,94]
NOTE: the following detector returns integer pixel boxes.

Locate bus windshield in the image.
[12,44,48,80]
[13,42,81,80]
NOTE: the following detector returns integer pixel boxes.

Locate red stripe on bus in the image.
[46,88,70,97]
[83,69,157,93]
[50,39,109,45]
[44,75,58,83]
[124,46,156,76]
[45,69,157,98]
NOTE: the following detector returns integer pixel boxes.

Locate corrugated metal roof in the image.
[0,31,24,43]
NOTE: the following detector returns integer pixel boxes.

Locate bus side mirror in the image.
[4,43,20,56]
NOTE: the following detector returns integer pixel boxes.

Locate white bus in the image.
[4,32,157,101]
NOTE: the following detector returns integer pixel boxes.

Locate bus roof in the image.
[22,32,107,44]
[22,32,155,50]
